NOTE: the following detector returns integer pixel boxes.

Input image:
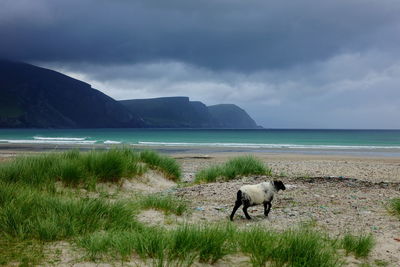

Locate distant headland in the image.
[0,60,261,129]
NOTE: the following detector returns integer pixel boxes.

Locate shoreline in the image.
[1,143,400,158]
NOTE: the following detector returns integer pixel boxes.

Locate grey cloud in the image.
[2,0,400,71]
[42,49,400,129]
[3,0,400,128]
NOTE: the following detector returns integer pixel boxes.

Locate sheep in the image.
[230,180,286,221]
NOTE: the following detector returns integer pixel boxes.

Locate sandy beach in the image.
[1,145,399,266]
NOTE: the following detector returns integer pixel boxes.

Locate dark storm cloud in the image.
[2,0,400,128]
[1,0,400,71]
[46,50,400,129]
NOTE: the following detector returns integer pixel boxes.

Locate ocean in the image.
[1,129,400,156]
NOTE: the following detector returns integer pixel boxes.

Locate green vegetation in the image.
[195,155,272,183]
[168,223,235,264]
[78,229,166,262]
[373,259,390,266]
[238,227,341,267]
[0,148,145,188]
[0,92,23,118]
[0,182,139,241]
[79,223,235,265]
[388,198,400,217]
[238,226,279,266]
[0,148,183,188]
[0,238,44,266]
[0,149,378,266]
[78,223,348,267]
[138,193,189,215]
[341,233,374,258]
[140,150,182,181]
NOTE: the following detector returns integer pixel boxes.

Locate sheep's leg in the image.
[242,200,252,220]
[264,201,271,217]
[230,200,242,221]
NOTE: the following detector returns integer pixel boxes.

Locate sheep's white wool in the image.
[240,182,275,205]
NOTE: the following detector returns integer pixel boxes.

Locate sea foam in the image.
[137,141,400,150]
[34,136,87,141]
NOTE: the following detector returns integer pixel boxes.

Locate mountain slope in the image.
[120,97,261,128]
[208,104,259,128]
[120,97,214,128]
[0,60,144,128]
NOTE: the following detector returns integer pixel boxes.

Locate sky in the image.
[1,0,400,128]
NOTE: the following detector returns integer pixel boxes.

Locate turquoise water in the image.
[0,129,400,151]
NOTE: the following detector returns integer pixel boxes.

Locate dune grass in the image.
[0,148,145,188]
[341,233,374,258]
[238,227,279,266]
[195,155,272,183]
[0,238,44,267]
[138,193,189,215]
[140,150,182,181]
[0,182,140,241]
[0,149,376,266]
[79,223,235,265]
[238,227,341,267]
[0,180,368,267]
[79,227,171,265]
[388,198,400,217]
[0,148,183,188]
[78,223,348,267]
[168,223,235,264]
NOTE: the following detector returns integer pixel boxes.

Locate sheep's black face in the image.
[273,180,286,191]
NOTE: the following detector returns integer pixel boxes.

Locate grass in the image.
[1,181,370,267]
[341,233,375,258]
[78,223,347,267]
[0,182,139,241]
[79,223,235,265]
[238,226,278,266]
[0,149,378,266]
[168,223,235,264]
[138,193,189,215]
[0,148,183,188]
[79,228,169,265]
[140,150,182,181]
[238,227,341,267]
[0,148,145,188]
[388,198,400,217]
[0,237,44,266]
[195,155,272,183]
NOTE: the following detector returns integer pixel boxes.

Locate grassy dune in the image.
[195,155,272,183]
[0,148,181,189]
[138,193,189,215]
[140,150,182,181]
[0,149,376,266]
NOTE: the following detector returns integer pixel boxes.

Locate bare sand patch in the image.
[122,170,176,194]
